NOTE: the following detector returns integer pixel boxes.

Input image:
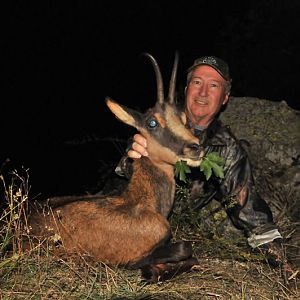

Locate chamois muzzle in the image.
[183,143,203,159]
[187,143,201,152]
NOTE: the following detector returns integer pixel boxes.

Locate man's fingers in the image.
[133,134,147,148]
[127,150,142,159]
[127,134,148,159]
[131,142,148,157]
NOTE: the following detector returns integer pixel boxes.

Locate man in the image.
[114,56,291,277]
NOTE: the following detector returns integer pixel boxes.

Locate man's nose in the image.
[199,83,208,96]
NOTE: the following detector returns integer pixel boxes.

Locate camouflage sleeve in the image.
[216,140,282,246]
[115,155,133,178]
[114,137,133,179]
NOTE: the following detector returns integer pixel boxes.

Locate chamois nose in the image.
[187,143,201,152]
[183,143,202,158]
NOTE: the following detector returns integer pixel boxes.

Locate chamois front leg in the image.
[138,240,199,283]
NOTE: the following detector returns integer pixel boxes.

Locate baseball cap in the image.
[187,56,231,81]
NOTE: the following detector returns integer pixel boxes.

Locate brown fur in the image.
[28,159,174,265]
[27,54,203,280]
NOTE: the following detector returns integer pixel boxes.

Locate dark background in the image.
[2,1,300,197]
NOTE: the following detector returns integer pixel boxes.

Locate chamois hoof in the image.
[141,257,199,283]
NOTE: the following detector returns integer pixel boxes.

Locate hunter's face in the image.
[185,65,229,127]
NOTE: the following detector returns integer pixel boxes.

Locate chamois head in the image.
[106,53,204,168]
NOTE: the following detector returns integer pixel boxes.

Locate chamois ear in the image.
[106,97,142,129]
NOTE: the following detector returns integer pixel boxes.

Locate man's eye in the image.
[193,80,201,85]
[209,82,220,88]
[148,119,158,128]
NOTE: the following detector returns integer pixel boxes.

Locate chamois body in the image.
[29,158,174,265]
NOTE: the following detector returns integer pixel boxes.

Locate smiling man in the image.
[114,55,294,279]
[185,56,230,127]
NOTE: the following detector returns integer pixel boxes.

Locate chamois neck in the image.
[123,157,176,217]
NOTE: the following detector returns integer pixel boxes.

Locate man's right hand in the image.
[127,134,149,159]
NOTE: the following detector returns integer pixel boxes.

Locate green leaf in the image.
[199,152,225,180]
[200,159,213,180]
[210,161,225,179]
[206,152,225,166]
[175,160,191,183]
[176,153,224,183]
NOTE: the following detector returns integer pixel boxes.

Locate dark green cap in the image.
[187,56,231,81]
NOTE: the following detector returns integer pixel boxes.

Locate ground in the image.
[1,197,299,299]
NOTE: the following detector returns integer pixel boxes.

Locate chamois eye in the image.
[148,118,158,128]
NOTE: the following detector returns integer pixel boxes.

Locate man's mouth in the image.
[194,98,208,105]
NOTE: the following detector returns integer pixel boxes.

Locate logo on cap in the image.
[201,56,218,66]
[188,55,231,81]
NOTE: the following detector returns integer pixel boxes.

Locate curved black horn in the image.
[143,53,164,104]
[168,51,179,104]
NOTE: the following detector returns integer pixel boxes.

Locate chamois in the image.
[27,53,204,282]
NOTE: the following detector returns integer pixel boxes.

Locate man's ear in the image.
[222,94,230,105]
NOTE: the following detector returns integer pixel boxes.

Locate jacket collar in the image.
[187,117,224,146]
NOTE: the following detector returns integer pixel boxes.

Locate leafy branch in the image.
[175,152,225,183]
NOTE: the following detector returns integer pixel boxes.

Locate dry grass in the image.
[1,248,299,299]
[0,170,299,299]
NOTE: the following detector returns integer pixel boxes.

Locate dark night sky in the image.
[2,1,300,196]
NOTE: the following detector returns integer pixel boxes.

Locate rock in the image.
[219,97,300,218]
[220,97,300,166]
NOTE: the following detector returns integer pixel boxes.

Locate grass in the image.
[1,247,299,299]
[0,170,299,299]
